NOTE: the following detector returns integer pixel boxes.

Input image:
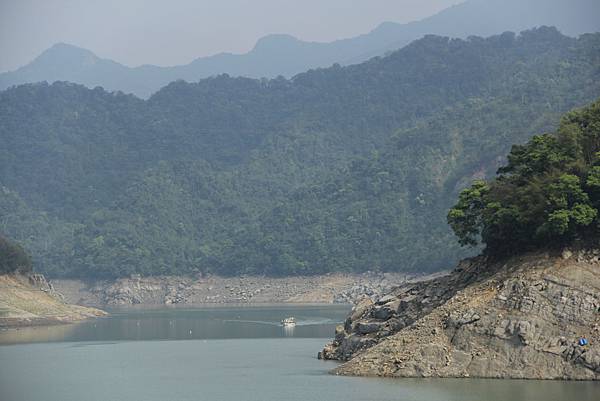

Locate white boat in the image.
[281,317,296,326]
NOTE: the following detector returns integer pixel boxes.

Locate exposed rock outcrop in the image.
[0,273,106,327]
[320,250,600,380]
[52,272,413,307]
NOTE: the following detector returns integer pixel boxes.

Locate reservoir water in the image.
[0,305,598,401]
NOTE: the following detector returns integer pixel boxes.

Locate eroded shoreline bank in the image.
[0,273,106,328]
[52,271,445,307]
[320,249,600,380]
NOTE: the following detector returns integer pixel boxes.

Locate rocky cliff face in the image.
[320,250,600,380]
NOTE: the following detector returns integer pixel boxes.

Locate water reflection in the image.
[0,304,350,345]
[0,323,79,344]
[282,325,295,337]
[1,306,599,401]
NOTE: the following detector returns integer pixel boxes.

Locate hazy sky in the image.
[0,0,462,72]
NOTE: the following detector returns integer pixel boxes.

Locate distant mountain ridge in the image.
[1,27,599,278]
[1,0,599,97]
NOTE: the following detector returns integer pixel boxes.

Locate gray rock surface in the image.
[51,272,415,306]
[320,250,600,380]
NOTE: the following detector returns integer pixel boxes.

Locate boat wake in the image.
[221,318,340,327]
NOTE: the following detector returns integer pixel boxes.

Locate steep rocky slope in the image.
[320,250,600,380]
[0,273,106,327]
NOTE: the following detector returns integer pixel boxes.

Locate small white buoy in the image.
[189,329,192,335]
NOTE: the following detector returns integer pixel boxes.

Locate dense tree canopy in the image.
[1,28,600,278]
[0,235,32,274]
[448,100,600,254]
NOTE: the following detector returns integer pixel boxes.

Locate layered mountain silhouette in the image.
[1,0,599,98]
[2,27,599,277]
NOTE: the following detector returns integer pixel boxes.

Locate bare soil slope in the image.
[0,274,106,327]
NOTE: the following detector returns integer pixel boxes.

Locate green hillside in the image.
[449,99,600,254]
[1,28,599,277]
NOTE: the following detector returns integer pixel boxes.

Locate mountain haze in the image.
[1,28,599,278]
[1,0,598,98]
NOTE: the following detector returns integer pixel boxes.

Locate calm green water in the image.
[0,305,598,401]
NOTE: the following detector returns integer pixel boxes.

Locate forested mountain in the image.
[1,0,598,97]
[1,27,599,278]
[449,100,600,254]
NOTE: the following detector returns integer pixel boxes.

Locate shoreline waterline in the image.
[1,311,598,401]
